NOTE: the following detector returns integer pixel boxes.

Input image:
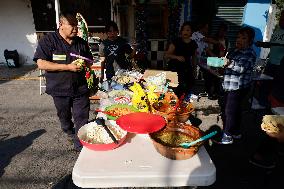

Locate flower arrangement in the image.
[73,58,95,89]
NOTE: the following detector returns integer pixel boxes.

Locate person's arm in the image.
[34,35,81,72]
[204,36,220,45]
[37,59,81,72]
[124,42,136,59]
[164,43,185,62]
[205,47,216,57]
[100,59,105,83]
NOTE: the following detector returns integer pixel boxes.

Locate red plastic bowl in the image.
[78,121,127,151]
[116,112,166,134]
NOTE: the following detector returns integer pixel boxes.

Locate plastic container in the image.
[207,57,225,67]
[78,121,127,151]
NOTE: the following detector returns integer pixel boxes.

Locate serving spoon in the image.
[179,131,218,148]
[95,118,119,144]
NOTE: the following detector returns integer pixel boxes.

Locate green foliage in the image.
[274,0,284,21]
[274,0,284,9]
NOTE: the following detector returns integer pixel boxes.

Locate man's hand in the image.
[223,58,231,67]
[68,61,82,72]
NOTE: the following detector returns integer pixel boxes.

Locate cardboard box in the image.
[143,69,178,87]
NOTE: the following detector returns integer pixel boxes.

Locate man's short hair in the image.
[59,10,76,20]
[105,21,119,32]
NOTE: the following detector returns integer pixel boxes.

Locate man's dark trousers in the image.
[52,93,90,147]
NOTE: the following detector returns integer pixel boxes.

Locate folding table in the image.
[72,134,216,188]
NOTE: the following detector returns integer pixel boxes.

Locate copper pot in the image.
[149,124,203,160]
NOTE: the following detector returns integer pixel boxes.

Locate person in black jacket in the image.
[33,11,93,152]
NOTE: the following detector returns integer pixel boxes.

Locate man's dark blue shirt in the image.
[33,31,93,96]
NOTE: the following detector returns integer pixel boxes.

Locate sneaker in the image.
[212,133,233,144]
[249,153,276,169]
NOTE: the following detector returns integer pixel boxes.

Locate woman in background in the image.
[164,21,198,97]
[207,23,230,99]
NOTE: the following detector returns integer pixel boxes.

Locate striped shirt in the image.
[222,47,256,91]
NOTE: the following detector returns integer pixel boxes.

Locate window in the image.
[146,3,168,39]
[31,0,56,31]
[59,0,111,33]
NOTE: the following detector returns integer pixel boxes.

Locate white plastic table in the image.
[72,134,216,188]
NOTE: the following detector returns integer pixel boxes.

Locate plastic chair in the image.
[39,69,46,95]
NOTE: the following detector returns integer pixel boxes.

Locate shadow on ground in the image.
[199,110,284,189]
[0,64,38,84]
[0,129,46,177]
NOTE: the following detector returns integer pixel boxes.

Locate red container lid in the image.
[116,112,166,134]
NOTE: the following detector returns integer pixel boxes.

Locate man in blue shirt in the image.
[33,11,93,152]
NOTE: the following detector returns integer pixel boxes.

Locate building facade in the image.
[0,0,276,66]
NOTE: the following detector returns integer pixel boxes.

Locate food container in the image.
[207,57,225,67]
[78,121,127,151]
[104,104,139,120]
[156,92,178,106]
[152,100,177,124]
[176,102,195,122]
[149,124,203,160]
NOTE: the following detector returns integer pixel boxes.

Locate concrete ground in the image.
[0,64,283,189]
